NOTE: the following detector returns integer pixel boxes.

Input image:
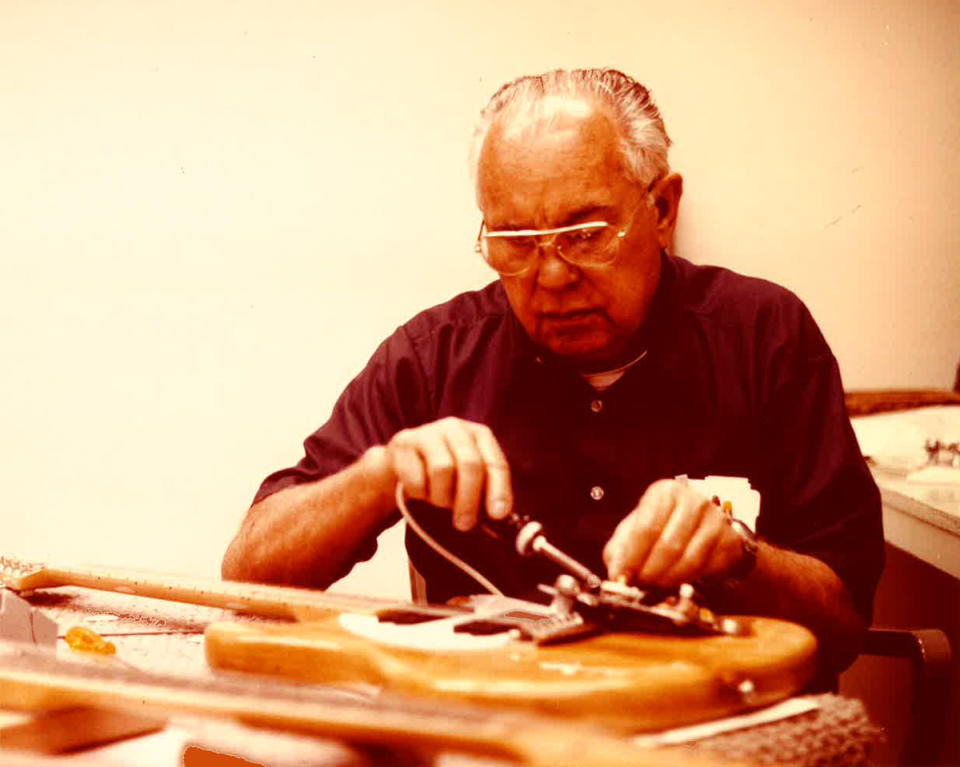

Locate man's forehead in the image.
[478,95,626,197]
[476,107,635,227]
[489,94,613,148]
[495,95,596,139]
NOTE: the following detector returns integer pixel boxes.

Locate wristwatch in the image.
[725,518,759,583]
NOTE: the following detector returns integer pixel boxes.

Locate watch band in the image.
[725,518,759,583]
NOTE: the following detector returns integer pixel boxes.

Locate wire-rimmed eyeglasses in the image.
[474,179,661,277]
[474,219,629,277]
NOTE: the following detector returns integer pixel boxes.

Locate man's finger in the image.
[445,424,486,531]
[416,429,456,510]
[603,480,675,580]
[656,504,725,585]
[471,424,513,520]
[390,442,428,499]
[700,521,747,579]
[637,492,709,584]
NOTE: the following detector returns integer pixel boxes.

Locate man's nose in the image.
[534,241,580,289]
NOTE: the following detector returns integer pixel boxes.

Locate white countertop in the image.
[852,406,960,578]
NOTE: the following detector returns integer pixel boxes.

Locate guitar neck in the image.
[32,563,425,621]
[0,645,712,767]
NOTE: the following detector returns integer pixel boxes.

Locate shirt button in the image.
[589,486,605,501]
[589,399,603,413]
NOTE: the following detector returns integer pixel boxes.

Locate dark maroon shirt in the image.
[254,253,884,622]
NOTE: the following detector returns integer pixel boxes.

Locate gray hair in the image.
[469,68,671,191]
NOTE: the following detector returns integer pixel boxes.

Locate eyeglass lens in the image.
[484,226,619,274]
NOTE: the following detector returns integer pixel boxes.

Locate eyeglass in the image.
[475,219,627,277]
[474,184,658,277]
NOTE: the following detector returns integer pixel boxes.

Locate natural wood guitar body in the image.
[205,613,817,732]
[0,556,818,734]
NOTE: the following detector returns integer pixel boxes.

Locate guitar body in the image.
[205,613,817,732]
[1,555,818,734]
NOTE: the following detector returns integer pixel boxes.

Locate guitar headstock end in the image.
[0,556,50,592]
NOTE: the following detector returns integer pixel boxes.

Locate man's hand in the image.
[603,479,745,586]
[385,417,513,531]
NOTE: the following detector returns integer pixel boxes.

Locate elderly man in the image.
[223,69,883,675]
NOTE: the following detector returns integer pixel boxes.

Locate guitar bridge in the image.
[438,598,600,645]
[510,610,598,644]
[450,612,597,645]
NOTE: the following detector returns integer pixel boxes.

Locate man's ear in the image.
[652,173,683,250]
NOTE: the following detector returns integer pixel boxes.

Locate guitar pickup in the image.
[451,610,552,636]
[453,612,599,645]
[374,606,468,625]
[452,619,514,636]
[375,609,439,625]
[518,612,599,645]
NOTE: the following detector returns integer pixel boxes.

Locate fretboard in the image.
[0,644,697,767]
[9,560,459,621]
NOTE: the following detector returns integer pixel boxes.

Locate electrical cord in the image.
[394,483,504,596]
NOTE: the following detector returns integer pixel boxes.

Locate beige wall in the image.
[1,0,957,590]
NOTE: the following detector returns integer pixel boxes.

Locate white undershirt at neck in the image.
[580,349,648,392]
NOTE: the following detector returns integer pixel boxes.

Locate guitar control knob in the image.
[720,617,748,636]
[737,678,757,704]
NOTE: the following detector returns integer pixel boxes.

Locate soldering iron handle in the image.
[478,512,529,542]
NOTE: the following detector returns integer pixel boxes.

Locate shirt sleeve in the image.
[755,301,885,625]
[251,326,433,565]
